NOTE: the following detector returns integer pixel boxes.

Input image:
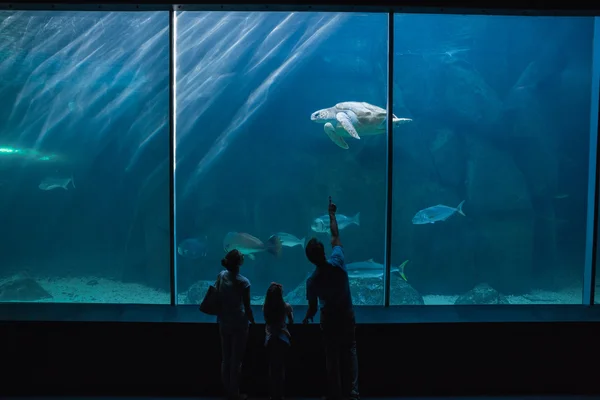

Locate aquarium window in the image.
[0,4,599,323]
[390,13,596,306]
[0,10,171,305]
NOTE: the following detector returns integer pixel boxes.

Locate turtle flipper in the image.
[324,123,349,149]
[336,112,360,139]
[392,116,413,127]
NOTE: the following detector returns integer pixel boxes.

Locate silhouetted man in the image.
[303,196,359,400]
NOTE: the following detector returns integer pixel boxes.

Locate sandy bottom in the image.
[0,275,588,306]
[0,275,170,304]
[422,285,584,305]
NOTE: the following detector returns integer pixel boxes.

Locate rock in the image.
[476,216,535,293]
[0,278,52,301]
[497,85,561,279]
[185,280,213,305]
[390,278,425,305]
[464,137,536,293]
[123,162,170,291]
[500,82,559,199]
[464,135,536,292]
[454,283,509,305]
[350,278,386,306]
[395,54,501,126]
[285,279,308,306]
[466,135,532,215]
[441,58,503,125]
[429,127,466,188]
[285,275,424,306]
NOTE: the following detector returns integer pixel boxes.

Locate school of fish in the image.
[176,198,469,286]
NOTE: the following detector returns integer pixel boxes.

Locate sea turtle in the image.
[310,101,413,149]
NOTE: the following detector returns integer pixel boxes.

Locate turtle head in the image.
[311,108,334,123]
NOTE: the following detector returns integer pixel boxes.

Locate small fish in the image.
[177,236,208,259]
[346,259,409,281]
[553,194,569,199]
[274,232,306,249]
[223,232,282,260]
[412,200,465,225]
[311,212,361,233]
[38,174,75,191]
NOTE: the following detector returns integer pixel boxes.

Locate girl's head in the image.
[267,282,283,298]
[263,282,285,324]
[221,249,244,273]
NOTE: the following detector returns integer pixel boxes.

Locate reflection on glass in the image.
[174,11,388,306]
[0,11,171,303]
[392,14,593,305]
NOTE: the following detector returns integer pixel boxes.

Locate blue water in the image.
[0,10,595,306]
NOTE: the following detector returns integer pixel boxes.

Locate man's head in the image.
[305,237,327,266]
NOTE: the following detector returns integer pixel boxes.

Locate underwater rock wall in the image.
[390,26,588,296]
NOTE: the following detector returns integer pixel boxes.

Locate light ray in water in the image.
[175,13,269,141]
[246,13,297,74]
[1,11,169,174]
[183,13,347,197]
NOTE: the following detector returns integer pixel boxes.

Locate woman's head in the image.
[263,282,285,324]
[221,249,244,272]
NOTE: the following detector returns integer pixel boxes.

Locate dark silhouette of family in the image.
[209,197,359,400]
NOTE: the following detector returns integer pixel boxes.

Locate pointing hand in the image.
[328,196,337,214]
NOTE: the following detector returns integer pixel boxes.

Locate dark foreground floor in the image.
[5,397,597,400]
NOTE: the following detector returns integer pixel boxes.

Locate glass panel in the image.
[392,14,594,305]
[175,11,388,307]
[0,11,171,303]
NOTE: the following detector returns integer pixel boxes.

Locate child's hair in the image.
[263,282,286,325]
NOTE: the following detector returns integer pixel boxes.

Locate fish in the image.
[553,194,569,199]
[177,236,208,259]
[274,232,306,249]
[346,259,409,281]
[311,212,361,233]
[411,200,465,224]
[223,232,282,260]
[38,174,75,191]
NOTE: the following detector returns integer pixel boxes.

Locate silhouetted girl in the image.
[263,282,294,400]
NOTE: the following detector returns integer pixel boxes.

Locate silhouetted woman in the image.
[263,282,294,400]
[218,249,255,400]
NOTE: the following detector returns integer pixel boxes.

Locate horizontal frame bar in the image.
[1,303,600,324]
[1,2,600,15]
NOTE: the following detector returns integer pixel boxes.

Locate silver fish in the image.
[412,200,465,224]
[39,175,75,191]
[346,259,409,281]
[223,232,282,260]
[274,232,306,249]
[311,212,360,233]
